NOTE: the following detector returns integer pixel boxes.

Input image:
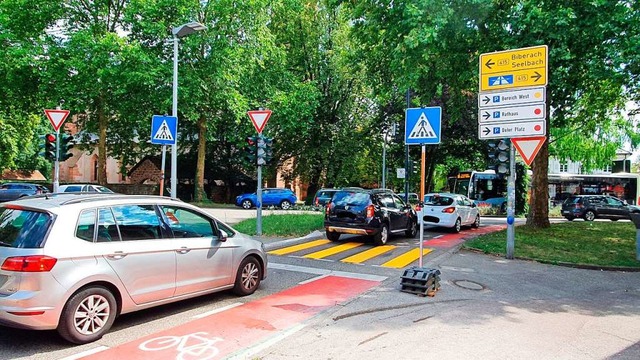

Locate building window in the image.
[559,164,568,173]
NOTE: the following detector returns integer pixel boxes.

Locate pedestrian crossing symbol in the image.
[150,115,177,145]
[405,107,442,145]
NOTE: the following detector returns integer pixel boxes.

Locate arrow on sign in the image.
[482,96,491,105]
[45,109,70,132]
[483,111,491,120]
[484,59,495,69]
[532,71,542,82]
[247,109,272,134]
[482,127,491,136]
[512,136,546,166]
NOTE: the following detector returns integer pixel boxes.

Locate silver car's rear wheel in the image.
[58,286,116,344]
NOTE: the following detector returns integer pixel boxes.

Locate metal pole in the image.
[159,145,166,196]
[506,142,516,259]
[404,89,410,202]
[382,133,386,189]
[53,128,60,193]
[419,144,426,267]
[171,36,179,199]
[256,164,263,236]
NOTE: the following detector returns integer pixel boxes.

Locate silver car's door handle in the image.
[176,247,190,254]
[107,251,127,260]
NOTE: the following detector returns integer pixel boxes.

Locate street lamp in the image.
[170,21,207,199]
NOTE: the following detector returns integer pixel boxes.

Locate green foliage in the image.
[233,213,324,237]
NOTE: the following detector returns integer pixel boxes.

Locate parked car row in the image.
[561,194,640,221]
[0,193,267,344]
[0,183,116,203]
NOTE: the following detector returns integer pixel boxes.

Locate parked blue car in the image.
[235,188,297,210]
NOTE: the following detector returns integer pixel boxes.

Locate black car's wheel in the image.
[564,217,575,221]
[472,215,480,228]
[405,220,418,238]
[233,256,262,296]
[583,210,596,221]
[611,218,619,221]
[326,230,340,241]
[500,202,507,214]
[280,200,292,210]
[241,199,253,209]
[451,218,462,233]
[57,286,117,344]
[373,223,389,246]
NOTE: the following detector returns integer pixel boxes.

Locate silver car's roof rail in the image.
[60,194,184,205]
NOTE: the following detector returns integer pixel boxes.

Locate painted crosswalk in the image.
[268,239,433,269]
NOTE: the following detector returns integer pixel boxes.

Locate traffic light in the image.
[411,160,419,174]
[42,133,57,161]
[488,139,510,175]
[244,136,257,163]
[59,133,75,161]
[263,137,273,164]
[256,136,267,165]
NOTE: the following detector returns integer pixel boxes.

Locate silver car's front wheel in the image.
[233,257,262,296]
[58,286,116,344]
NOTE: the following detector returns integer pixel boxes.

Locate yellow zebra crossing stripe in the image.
[381,248,432,269]
[342,245,396,264]
[267,239,331,255]
[304,242,363,259]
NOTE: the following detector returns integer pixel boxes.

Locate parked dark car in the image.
[561,195,640,221]
[0,183,50,202]
[312,188,339,209]
[324,188,418,245]
[235,188,297,210]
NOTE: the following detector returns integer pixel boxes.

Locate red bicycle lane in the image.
[424,224,507,248]
[82,275,380,360]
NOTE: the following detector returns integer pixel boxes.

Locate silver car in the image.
[0,194,267,344]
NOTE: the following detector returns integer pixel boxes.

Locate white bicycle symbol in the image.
[139,331,224,360]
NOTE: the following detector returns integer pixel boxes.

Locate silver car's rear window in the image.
[0,206,53,248]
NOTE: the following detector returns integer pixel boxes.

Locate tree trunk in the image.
[97,96,108,185]
[194,114,207,202]
[526,139,550,227]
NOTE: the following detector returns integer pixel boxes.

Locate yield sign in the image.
[247,109,272,134]
[45,109,70,132]
[512,136,546,166]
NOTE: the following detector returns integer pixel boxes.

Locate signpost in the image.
[247,109,273,236]
[479,45,548,92]
[44,109,71,193]
[478,45,548,260]
[151,115,178,196]
[478,120,546,139]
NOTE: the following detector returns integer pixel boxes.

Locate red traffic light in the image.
[246,136,257,146]
[46,134,56,142]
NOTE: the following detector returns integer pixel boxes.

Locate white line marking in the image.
[60,346,109,360]
[433,235,444,239]
[192,302,243,319]
[268,262,387,282]
[299,274,331,284]
[226,323,307,360]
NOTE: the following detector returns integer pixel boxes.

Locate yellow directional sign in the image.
[479,45,548,92]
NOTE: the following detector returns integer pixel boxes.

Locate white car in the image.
[58,184,115,193]
[420,193,480,232]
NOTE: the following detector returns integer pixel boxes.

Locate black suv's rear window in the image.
[564,196,582,205]
[332,191,371,207]
[0,206,52,248]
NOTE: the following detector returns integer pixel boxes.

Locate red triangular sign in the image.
[45,109,70,131]
[512,136,546,166]
[247,110,272,134]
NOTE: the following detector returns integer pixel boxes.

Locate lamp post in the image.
[170,21,207,199]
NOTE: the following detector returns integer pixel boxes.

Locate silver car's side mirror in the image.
[218,229,228,242]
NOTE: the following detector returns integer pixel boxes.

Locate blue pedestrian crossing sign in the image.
[405,107,442,145]
[151,115,177,145]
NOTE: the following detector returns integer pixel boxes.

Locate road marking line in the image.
[192,302,243,319]
[381,248,433,268]
[61,346,109,360]
[303,242,363,259]
[267,239,331,255]
[268,262,387,282]
[226,323,307,360]
[341,245,396,264]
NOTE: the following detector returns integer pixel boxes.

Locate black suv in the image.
[561,195,640,221]
[324,188,418,245]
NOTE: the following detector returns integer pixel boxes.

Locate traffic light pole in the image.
[53,129,60,193]
[506,142,516,259]
[256,163,263,236]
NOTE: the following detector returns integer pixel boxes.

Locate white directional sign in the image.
[479,103,545,123]
[478,120,546,139]
[478,87,546,108]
